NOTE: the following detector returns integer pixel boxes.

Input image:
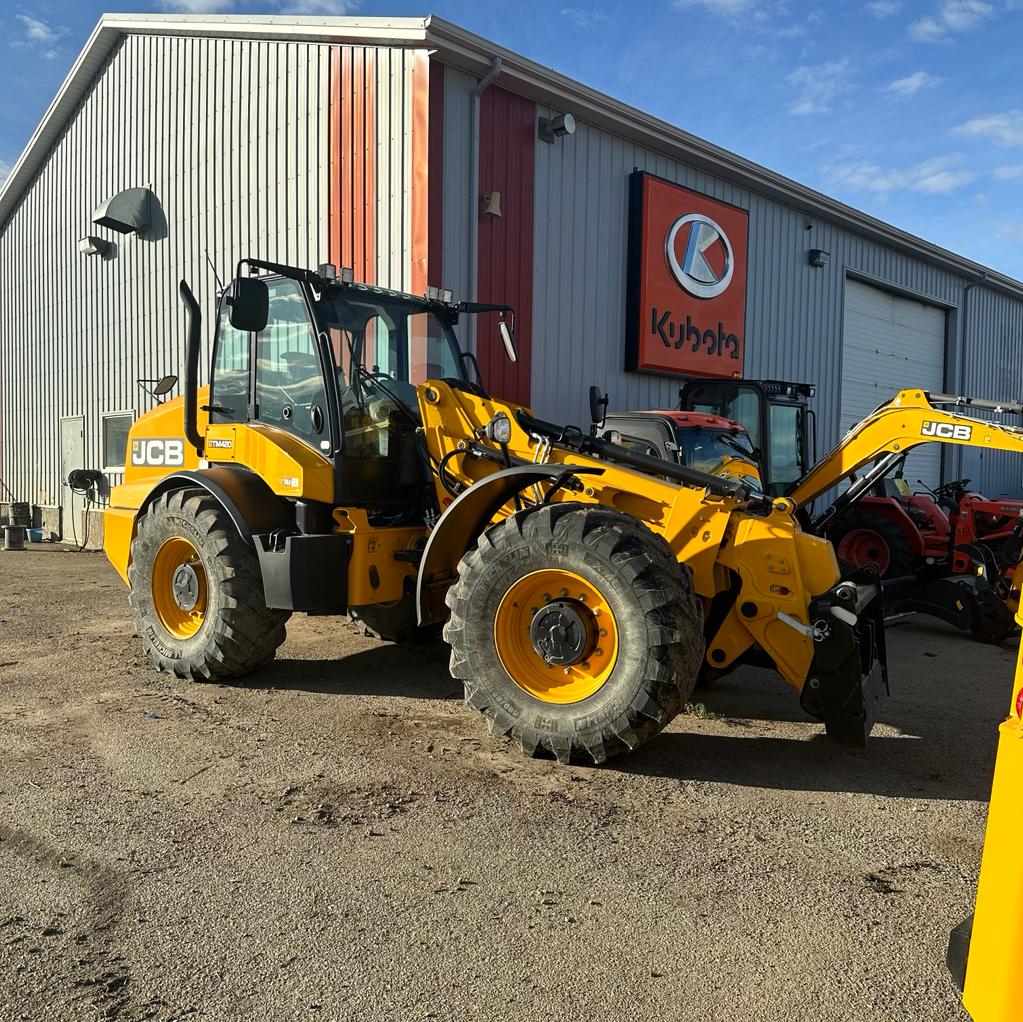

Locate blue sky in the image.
[3,0,1023,276]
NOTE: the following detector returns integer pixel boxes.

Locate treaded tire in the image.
[970,589,1016,645]
[828,511,913,580]
[347,594,440,644]
[128,487,290,681]
[443,502,704,764]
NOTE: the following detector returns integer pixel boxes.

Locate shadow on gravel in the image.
[243,644,461,700]
[616,730,995,801]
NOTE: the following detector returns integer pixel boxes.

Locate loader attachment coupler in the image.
[800,566,888,746]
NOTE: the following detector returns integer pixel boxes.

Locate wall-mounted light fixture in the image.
[78,235,110,257]
[92,186,154,234]
[539,112,576,144]
[482,191,502,217]
[808,248,830,268]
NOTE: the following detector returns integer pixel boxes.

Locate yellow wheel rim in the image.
[151,536,208,639]
[494,568,619,704]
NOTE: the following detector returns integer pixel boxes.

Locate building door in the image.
[59,416,84,541]
[841,278,946,488]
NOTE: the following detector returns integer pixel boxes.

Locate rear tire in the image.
[443,503,704,764]
[128,487,290,680]
[347,594,440,644]
[829,512,913,580]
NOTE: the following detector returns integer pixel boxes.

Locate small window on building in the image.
[102,412,134,470]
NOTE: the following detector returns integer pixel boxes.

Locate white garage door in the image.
[841,278,946,488]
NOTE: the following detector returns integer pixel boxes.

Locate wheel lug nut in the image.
[530,607,538,614]
[595,648,603,657]
[563,667,571,675]
[598,628,607,637]
[578,593,587,601]
[543,593,551,602]
[581,662,591,670]
[559,588,568,597]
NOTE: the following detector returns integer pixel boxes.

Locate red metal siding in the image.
[476,86,535,407]
[427,60,445,287]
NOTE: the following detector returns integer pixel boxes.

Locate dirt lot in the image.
[0,547,1010,1021]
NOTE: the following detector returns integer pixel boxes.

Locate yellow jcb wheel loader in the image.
[103,258,1019,764]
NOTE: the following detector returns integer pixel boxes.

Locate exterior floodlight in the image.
[318,262,337,282]
[440,288,454,304]
[809,248,830,268]
[79,235,110,257]
[539,112,576,144]
[340,266,355,284]
[92,187,154,234]
[482,191,502,217]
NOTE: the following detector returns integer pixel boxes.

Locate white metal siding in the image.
[0,32,331,515]
[840,279,946,487]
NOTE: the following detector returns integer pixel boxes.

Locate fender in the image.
[140,466,294,543]
[416,463,603,626]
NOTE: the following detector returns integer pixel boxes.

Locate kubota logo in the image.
[131,438,185,467]
[665,213,734,299]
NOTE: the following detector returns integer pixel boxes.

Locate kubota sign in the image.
[625,171,749,378]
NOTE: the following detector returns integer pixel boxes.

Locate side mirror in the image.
[589,385,609,430]
[499,320,517,364]
[228,276,269,333]
[154,374,178,397]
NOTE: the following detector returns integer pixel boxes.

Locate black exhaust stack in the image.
[179,280,204,457]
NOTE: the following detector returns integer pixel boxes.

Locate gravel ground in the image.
[0,547,1009,1022]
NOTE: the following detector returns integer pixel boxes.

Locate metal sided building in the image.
[2,13,1023,541]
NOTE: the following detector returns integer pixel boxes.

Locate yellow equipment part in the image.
[493,568,619,704]
[957,618,1023,1021]
[418,380,836,690]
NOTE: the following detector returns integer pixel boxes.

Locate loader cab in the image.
[679,378,816,497]
[208,267,470,515]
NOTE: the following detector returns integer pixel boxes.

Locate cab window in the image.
[769,403,803,490]
[210,297,250,423]
[254,280,328,443]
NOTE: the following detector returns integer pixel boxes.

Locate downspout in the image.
[956,272,987,478]
[468,55,502,352]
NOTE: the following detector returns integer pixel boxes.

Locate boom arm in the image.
[788,389,1023,511]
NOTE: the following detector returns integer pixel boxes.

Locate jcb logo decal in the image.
[921,421,973,441]
[131,438,185,467]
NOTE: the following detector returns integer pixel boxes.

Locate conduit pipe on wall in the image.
[467,55,502,352]
[956,272,987,478]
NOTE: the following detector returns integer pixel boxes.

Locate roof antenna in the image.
[205,249,225,295]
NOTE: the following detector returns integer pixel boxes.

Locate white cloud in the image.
[884,70,941,97]
[827,153,976,196]
[0,160,12,189]
[909,0,993,42]
[276,0,359,11]
[561,7,609,27]
[786,59,853,115]
[156,0,236,11]
[674,0,763,14]
[13,14,65,59]
[954,110,1023,147]
[995,218,1023,244]
[866,0,902,15]
[993,164,1023,179]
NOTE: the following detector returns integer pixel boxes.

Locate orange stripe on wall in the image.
[329,45,375,285]
[409,49,431,297]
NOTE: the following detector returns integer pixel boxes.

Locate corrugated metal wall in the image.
[523,105,1023,497]
[0,32,331,516]
[439,64,474,325]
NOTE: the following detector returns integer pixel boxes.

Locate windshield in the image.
[320,292,465,409]
[678,427,755,473]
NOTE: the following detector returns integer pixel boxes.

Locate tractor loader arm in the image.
[789,389,1023,514]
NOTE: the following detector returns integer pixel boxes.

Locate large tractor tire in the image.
[443,503,704,764]
[970,589,1016,645]
[347,594,440,645]
[128,488,290,681]
[829,512,913,580]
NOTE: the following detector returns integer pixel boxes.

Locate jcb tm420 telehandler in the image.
[104,259,1023,764]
